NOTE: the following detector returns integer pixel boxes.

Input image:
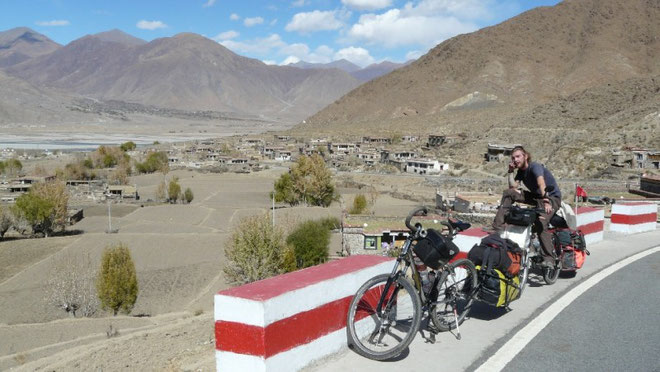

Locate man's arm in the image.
[507,160,519,189]
[536,175,552,214]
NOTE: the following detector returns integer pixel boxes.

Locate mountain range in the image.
[289,59,409,82]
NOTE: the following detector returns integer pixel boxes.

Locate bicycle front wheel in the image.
[430,258,478,332]
[346,273,421,360]
[518,251,530,297]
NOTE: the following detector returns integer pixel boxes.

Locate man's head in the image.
[511,146,531,170]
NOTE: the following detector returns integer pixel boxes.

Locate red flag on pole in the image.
[576,185,587,199]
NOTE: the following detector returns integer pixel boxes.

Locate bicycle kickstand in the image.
[453,307,462,340]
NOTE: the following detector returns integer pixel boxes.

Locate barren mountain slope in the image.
[0,27,60,68]
[302,0,659,129]
[7,33,361,123]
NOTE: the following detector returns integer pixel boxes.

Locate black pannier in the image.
[413,228,458,270]
[553,229,587,251]
[505,206,537,226]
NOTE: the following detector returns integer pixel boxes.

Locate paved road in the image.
[307,228,660,372]
[504,251,660,372]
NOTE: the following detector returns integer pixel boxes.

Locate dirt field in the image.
[0,167,430,370]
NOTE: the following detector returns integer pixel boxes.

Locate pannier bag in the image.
[468,234,522,276]
[413,228,458,270]
[505,206,537,226]
[561,246,587,271]
[554,229,587,250]
[476,265,520,307]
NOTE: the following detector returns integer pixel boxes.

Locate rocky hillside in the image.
[0,27,60,67]
[4,32,361,123]
[300,0,659,129]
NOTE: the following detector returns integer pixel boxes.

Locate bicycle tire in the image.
[543,261,561,285]
[430,259,478,332]
[346,273,421,360]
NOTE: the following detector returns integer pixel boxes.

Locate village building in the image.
[274,135,291,142]
[427,135,447,147]
[362,136,392,144]
[405,159,449,175]
[274,150,292,162]
[639,174,660,196]
[401,135,419,142]
[485,143,522,162]
[106,185,139,199]
[328,142,358,155]
[632,149,660,169]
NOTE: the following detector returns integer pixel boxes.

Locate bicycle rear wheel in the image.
[543,261,562,284]
[430,259,478,332]
[346,273,421,360]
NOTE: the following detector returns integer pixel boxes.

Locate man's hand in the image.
[508,160,515,173]
[543,199,553,214]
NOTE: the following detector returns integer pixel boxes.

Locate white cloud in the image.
[291,0,308,7]
[405,50,423,61]
[202,0,216,8]
[220,33,286,55]
[341,0,392,11]
[136,20,167,30]
[270,18,278,26]
[244,17,264,27]
[285,10,345,33]
[334,46,375,67]
[230,13,240,21]
[213,30,239,41]
[281,56,301,65]
[35,20,70,26]
[347,7,477,48]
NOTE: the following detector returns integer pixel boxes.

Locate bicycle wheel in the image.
[346,273,421,360]
[430,259,478,332]
[543,261,562,285]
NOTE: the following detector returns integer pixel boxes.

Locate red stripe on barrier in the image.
[458,228,489,237]
[216,295,353,357]
[219,255,393,300]
[577,206,603,214]
[617,202,654,206]
[578,220,604,235]
[449,251,468,263]
[611,213,657,225]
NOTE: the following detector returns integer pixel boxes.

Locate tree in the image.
[32,181,68,231]
[120,141,137,152]
[4,158,22,175]
[135,151,169,174]
[12,192,55,236]
[155,180,167,201]
[47,252,99,317]
[349,194,368,214]
[273,154,338,207]
[183,187,194,203]
[224,213,290,284]
[168,177,182,203]
[0,206,12,239]
[96,243,139,316]
[286,219,331,269]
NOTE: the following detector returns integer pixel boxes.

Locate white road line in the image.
[475,245,660,372]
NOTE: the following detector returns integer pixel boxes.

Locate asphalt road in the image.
[504,251,660,372]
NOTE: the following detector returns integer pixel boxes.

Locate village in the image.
[1,133,658,259]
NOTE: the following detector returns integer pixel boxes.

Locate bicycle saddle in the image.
[448,218,471,232]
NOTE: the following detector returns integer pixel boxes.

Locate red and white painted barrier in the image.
[576,207,605,245]
[214,255,393,372]
[610,202,658,234]
[452,228,489,261]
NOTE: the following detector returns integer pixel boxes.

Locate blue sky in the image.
[2,0,561,67]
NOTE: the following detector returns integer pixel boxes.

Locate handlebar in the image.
[405,206,428,232]
[440,221,454,237]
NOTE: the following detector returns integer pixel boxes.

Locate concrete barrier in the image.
[576,207,604,245]
[610,202,658,234]
[452,228,489,260]
[214,255,393,372]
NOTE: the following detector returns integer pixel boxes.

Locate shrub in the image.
[120,141,137,152]
[349,194,368,214]
[273,154,338,207]
[135,151,169,174]
[0,206,12,238]
[224,213,289,284]
[318,216,341,230]
[168,177,182,203]
[11,181,69,237]
[286,219,330,269]
[96,243,139,316]
[155,180,167,201]
[183,187,194,203]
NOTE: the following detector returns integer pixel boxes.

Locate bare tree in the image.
[0,206,11,239]
[46,252,99,317]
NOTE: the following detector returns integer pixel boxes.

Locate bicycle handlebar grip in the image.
[405,206,428,231]
[440,221,454,237]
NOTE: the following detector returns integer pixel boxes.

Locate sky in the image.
[2,0,561,68]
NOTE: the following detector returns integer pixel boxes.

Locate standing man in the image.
[493,146,561,267]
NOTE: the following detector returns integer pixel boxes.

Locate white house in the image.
[405,159,449,175]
